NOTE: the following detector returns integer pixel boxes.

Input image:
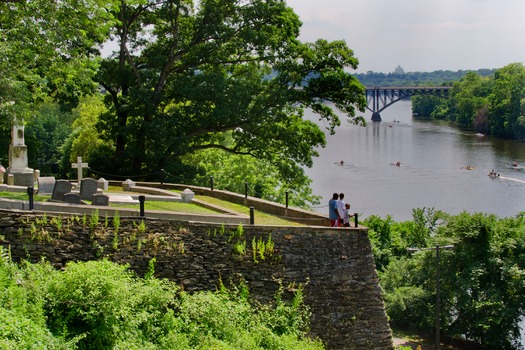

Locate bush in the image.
[0,252,323,349]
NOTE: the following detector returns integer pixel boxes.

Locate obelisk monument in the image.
[7,123,34,186]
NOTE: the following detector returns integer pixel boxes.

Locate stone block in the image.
[122,179,136,191]
[92,193,110,206]
[51,180,72,202]
[181,188,194,202]
[64,193,82,204]
[97,178,109,190]
[36,176,56,196]
[79,178,99,200]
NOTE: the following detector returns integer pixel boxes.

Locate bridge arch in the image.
[365,86,451,121]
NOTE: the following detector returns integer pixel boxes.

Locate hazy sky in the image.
[286,0,525,73]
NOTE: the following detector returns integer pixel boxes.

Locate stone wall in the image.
[0,209,393,350]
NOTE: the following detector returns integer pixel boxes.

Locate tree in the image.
[443,72,491,128]
[95,0,366,180]
[489,63,525,139]
[375,211,525,350]
[24,101,74,176]
[0,0,117,124]
[182,147,321,209]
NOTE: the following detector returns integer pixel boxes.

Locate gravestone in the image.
[97,177,109,191]
[36,177,56,196]
[79,178,99,201]
[51,180,72,202]
[181,188,195,203]
[92,193,109,206]
[63,193,82,204]
[122,179,136,191]
[7,123,34,186]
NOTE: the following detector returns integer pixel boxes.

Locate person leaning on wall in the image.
[328,192,340,227]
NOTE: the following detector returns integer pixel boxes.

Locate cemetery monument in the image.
[7,123,34,186]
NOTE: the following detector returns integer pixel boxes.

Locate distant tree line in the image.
[412,63,525,140]
[353,68,496,87]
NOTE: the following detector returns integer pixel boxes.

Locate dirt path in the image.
[393,337,433,349]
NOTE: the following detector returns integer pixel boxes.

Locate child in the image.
[343,203,354,227]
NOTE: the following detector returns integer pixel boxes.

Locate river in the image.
[304,100,525,222]
[304,99,525,345]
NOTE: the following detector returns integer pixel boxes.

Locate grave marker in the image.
[63,193,82,204]
[79,178,99,201]
[51,180,72,202]
[71,157,88,185]
[122,179,136,191]
[97,177,109,191]
[36,176,56,196]
[7,123,34,186]
[92,193,110,206]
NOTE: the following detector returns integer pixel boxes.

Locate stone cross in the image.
[71,157,88,185]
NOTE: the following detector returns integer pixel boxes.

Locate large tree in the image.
[96,0,366,180]
[0,0,117,166]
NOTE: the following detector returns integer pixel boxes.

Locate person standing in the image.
[343,203,354,227]
[337,193,346,227]
[328,193,340,227]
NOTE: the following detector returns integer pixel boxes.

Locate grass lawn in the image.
[0,188,304,226]
[0,191,50,202]
[196,195,305,226]
[110,200,220,214]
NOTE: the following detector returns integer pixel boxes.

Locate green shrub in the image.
[0,253,322,350]
[44,259,179,349]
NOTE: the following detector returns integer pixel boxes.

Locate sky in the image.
[285,0,525,73]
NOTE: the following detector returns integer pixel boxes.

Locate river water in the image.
[304,100,525,222]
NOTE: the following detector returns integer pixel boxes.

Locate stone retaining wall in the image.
[0,209,393,349]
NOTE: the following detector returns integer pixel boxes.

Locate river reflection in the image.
[304,100,525,222]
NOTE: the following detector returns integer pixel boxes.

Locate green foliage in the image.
[0,254,321,350]
[365,208,444,271]
[90,209,99,230]
[373,211,525,349]
[92,0,365,183]
[136,220,146,235]
[233,240,247,256]
[379,258,433,331]
[144,257,156,280]
[250,235,276,263]
[2,0,103,165]
[0,247,73,348]
[24,101,74,175]
[44,259,179,349]
[175,281,319,350]
[184,148,321,209]
[488,63,525,139]
[411,63,525,140]
[113,211,120,234]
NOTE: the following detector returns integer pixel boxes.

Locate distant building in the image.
[394,65,405,74]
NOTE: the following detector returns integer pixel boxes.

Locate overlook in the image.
[0,178,394,350]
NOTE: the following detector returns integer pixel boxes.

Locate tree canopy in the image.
[411,63,525,140]
[366,210,525,350]
[0,0,366,207]
[94,0,366,179]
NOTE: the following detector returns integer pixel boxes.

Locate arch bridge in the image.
[365,86,451,121]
